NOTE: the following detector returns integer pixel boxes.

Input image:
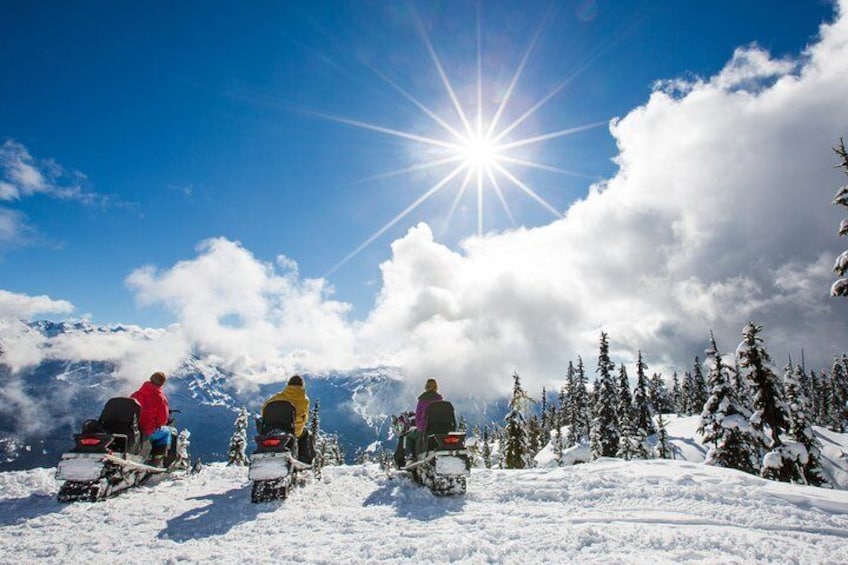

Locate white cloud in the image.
[0,140,113,251]
[4,1,848,403]
[355,0,848,396]
[0,290,73,319]
[125,237,359,381]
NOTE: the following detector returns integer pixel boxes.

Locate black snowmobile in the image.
[248,400,311,503]
[396,401,470,496]
[55,397,192,502]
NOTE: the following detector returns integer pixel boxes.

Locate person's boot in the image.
[150,444,167,468]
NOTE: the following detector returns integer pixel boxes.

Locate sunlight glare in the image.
[459,133,500,170]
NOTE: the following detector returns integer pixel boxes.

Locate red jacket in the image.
[130,381,170,437]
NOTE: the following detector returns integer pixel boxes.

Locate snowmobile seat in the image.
[424,401,457,436]
[259,401,296,435]
[98,397,142,454]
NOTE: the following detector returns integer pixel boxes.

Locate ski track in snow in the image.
[2,459,848,564]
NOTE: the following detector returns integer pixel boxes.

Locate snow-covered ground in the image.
[3,416,848,564]
[2,457,848,564]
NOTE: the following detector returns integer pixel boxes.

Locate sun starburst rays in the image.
[322,9,605,276]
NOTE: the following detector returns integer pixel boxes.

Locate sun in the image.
[320,7,606,275]
[457,132,500,171]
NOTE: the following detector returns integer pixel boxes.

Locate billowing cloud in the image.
[126,237,359,381]
[358,0,848,396]
[3,2,848,404]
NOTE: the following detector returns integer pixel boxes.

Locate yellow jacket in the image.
[262,384,310,437]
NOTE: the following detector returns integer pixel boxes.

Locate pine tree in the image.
[540,387,549,438]
[818,369,833,427]
[616,362,646,460]
[553,421,565,466]
[616,394,638,460]
[226,407,250,466]
[649,372,672,415]
[830,359,848,432]
[590,332,619,459]
[698,332,759,475]
[617,363,634,425]
[654,411,672,459]
[504,372,531,469]
[785,364,828,487]
[830,137,848,297]
[680,371,692,415]
[738,323,802,483]
[481,426,493,469]
[526,414,543,464]
[568,357,591,447]
[634,351,656,437]
[671,371,682,415]
[691,356,708,415]
[309,401,323,478]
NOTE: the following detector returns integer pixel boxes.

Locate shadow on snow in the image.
[0,493,63,527]
[158,484,273,542]
[363,474,465,521]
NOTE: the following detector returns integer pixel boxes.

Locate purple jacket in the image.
[415,390,443,434]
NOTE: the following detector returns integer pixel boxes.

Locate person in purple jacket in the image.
[415,378,443,435]
[406,378,442,459]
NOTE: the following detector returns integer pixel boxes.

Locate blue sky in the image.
[1,0,833,326]
[2,0,847,393]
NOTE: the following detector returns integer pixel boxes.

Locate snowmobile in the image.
[55,397,192,502]
[397,401,470,496]
[248,400,311,503]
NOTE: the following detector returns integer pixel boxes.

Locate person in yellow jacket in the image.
[262,375,312,463]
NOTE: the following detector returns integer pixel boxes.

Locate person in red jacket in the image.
[130,371,171,466]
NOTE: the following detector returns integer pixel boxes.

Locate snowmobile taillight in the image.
[261,438,282,447]
[79,437,102,446]
[442,436,462,445]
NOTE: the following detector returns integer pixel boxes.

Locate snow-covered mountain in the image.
[0,321,427,469]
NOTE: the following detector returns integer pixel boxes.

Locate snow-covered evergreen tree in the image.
[654,411,672,460]
[633,351,656,437]
[698,332,759,475]
[738,323,802,483]
[503,372,532,469]
[785,364,828,487]
[309,401,323,478]
[526,414,543,464]
[648,372,672,415]
[557,379,568,440]
[567,357,591,447]
[691,356,708,415]
[539,387,550,438]
[829,359,848,432]
[616,399,641,460]
[552,421,565,466]
[561,367,575,443]
[616,362,648,459]
[831,137,848,297]
[681,371,694,415]
[480,426,493,469]
[671,371,682,415]
[617,363,634,426]
[226,407,250,466]
[817,369,833,427]
[590,332,619,459]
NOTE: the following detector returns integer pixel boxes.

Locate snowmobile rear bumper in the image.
[56,453,106,481]
[248,452,293,481]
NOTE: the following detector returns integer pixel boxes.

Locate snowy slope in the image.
[2,460,848,564]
